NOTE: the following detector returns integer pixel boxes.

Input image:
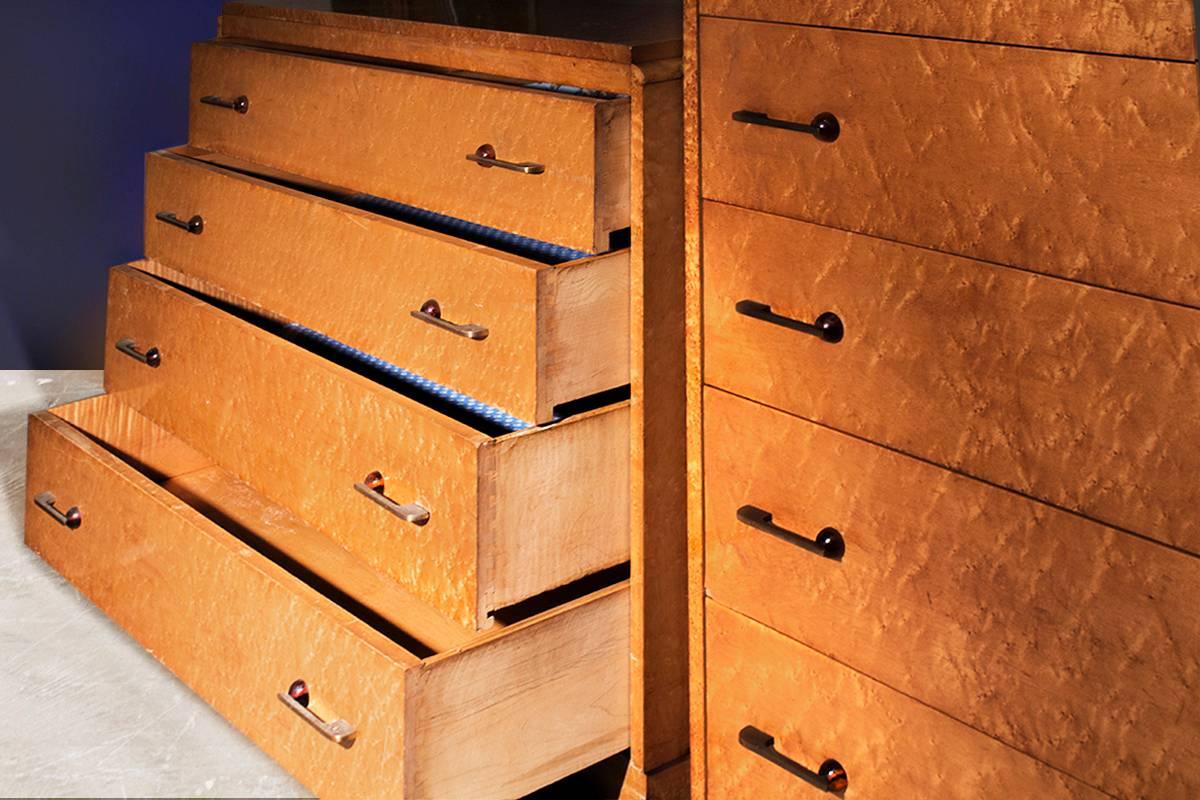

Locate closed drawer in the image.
[699,18,1200,306]
[103,264,629,632]
[703,201,1200,550]
[704,388,1200,798]
[144,149,629,425]
[698,0,1196,59]
[24,394,629,799]
[189,42,630,253]
[705,601,1102,799]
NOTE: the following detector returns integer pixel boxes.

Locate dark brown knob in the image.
[288,679,310,708]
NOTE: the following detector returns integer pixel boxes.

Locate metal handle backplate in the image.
[34,492,82,529]
[736,300,844,344]
[733,109,841,142]
[278,680,355,747]
[354,471,430,525]
[200,94,249,113]
[155,211,204,234]
[738,505,845,560]
[740,726,848,793]
[410,299,489,340]
[115,338,162,368]
[467,143,545,174]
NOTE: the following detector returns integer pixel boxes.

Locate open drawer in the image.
[25,394,629,799]
[189,41,630,253]
[144,148,629,425]
[102,264,629,632]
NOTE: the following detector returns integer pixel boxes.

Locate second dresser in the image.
[686,4,1200,799]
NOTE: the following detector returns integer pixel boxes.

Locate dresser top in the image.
[224,1,682,66]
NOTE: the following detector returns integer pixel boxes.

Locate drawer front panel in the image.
[24,409,415,798]
[698,0,1197,60]
[703,201,1200,549]
[144,151,630,424]
[704,388,1200,798]
[705,601,1103,799]
[189,42,630,253]
[103,265,629,630]
[699,18,1200,306]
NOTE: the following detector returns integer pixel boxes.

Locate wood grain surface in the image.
[699,0,1197,60]
[699,18,1200,307]
[26,400,630,797]
[144,150,629,424]
[705,601,1106,800]
[703,201,1200,551]
[190,41,630,252]
[103,265,629,631]
[704,388,1200,798]
[627,74,691,779]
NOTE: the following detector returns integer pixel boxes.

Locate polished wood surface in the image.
[190,41,630,252]
[705,601,1104,799]
[699,0,1197,59]
[705,387,1200,798]
[26,396,630,799]
[103,265,629,631]
[145,150,629,424]
[628,72,690,780]
[703,201,1200,550]
[699,18,1200,307]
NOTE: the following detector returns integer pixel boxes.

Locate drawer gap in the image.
[180,153,601,265]
[490,562,630,626]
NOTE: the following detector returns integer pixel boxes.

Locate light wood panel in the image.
[190,41,630,253]
[699,18,1200,307]
[628,72,690,782]
[699,0,1198,60]
[144,150,629,424]
[103,264,629,631]
[26,398,630,798]
[703,201,1200,550]
[706,601,1106,800]
[705,388,1200,798]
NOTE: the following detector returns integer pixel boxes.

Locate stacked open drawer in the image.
[26,33,634,799]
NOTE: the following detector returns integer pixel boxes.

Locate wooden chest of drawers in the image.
[24,4,689,798]
[686,4,1200,799]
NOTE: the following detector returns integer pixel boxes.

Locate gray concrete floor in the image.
[1,371,310,799]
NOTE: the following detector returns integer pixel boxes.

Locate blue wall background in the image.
[0,0,225,368]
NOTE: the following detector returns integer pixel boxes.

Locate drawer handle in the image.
[34,492,82,530]
[740,726,848,794]
[277,679,356,748]
[733,109,840,143]
[200,94,249,113]
[735,300,844,344]
[410,299,489,341]
[115,338,162,368]
[154,211,204,235]
[737,505,845,560]
[354,471,430,525]
[467,143,546,175]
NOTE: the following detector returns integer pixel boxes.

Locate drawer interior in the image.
[47,392,627,655]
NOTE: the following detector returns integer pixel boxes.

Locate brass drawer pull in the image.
[154,211,204,235]
[200,94,249,113]
[735,300,844,344]
[354,471,430,525]
[277,679,356,748]
[733,109,840,143]
[740,726,848,793]
[34,492,82,530]
[467,143,546,175]
[737,505,844,560]
[115,338,162,368]
[411,299,489,341]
